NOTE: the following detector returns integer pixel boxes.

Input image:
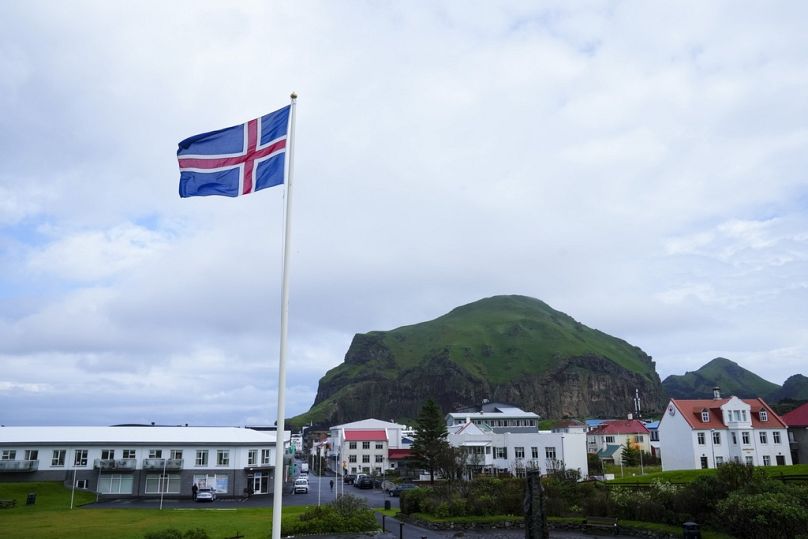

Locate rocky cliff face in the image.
[298,297,669,427]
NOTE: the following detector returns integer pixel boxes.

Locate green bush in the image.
[399,486,431,515]
[290,494,377,535]
[716,491,808,539]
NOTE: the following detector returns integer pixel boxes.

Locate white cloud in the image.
[1,1,807,425]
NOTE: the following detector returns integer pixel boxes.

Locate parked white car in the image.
[196,487,217,502]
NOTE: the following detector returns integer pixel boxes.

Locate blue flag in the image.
[178,106,291,197]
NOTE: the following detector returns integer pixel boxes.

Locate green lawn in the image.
[608,463,808,484]
[0,482,306,539]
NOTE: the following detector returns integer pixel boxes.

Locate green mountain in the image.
[661,357,780,400]
[290,295,667,428]
[768,374,808,403]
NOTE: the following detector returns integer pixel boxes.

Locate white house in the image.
[447,421,588,478]
[0,426,289,498]
[446,401,540,432]
[328,418,409,476]
[658,390,791,471]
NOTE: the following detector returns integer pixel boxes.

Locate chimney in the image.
[713,386,721,400]
[627,412,633,420]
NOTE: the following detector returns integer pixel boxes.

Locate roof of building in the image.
[388,449,412,460]
[782,402,808,428]
[0,426,287,445]
[344,430,388,442]
[330,418,407,431]
[588,419,650,435]
[668,397,786,430]
[596,444,622,458]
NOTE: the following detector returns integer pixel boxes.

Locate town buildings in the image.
[327,418,410,476]
[0,426,289,498]
[782,401,808,464]
[586,417,651,464]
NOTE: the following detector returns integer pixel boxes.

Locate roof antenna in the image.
[633,389,642,419]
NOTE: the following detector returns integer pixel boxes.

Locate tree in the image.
[410,399,450,484]
[621,440,640,467]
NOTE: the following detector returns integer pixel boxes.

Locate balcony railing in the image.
[0,460,39,472]
[94,458,137,471]
[142,458,183,471]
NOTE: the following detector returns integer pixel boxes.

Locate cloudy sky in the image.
[1,1,806,427]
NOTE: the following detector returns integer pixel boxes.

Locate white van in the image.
[294,478,309,494]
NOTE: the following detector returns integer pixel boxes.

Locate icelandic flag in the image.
[178,105,291,197]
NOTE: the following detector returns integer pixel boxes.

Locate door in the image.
[776,455,785,466]
[252,472,269,494]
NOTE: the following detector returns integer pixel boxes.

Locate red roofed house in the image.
[782,401,808,464]
[587,417,651,464]
[328,419,410,476]
[658,388,791,471]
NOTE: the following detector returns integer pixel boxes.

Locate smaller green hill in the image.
[662,357,780,399]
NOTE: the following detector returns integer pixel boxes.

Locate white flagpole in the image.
[271,92,298,539]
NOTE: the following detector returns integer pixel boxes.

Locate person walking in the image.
[329,479,334,491]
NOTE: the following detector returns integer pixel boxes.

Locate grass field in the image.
[0,482,305,539]
[607,463,808,484]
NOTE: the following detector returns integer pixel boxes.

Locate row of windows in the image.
[488,446,557,460]
[347,442,385,450]
[95,473,231,495]
[697,430,782,445]
[0,448,271,468]
[601,435,644,444]
[347,454,385,463]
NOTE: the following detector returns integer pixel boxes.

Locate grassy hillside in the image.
[347,295,655,384]
[662,357,780,399]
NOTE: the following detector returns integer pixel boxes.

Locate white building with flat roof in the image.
[0,426,289,499]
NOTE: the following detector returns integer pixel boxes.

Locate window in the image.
[697,433,705,445]
[98,474,134,494]
[773,431,781,444]
[763,455,771,466]
[75,479,88,489]
[485,446,491,454]
[74,449,88,466]
[650,431,659,441]
[605,436,615,443]
[51,450,66,467]
[122,449,136,459]
[348,442,357,450]
[715,456,724,465]
[745,456,753,466]
[742,432,750,445]
[196,450,208,467]
[531,447,539,459]
[760,410,768,422]
[362,455,370,463]
[193,474,229,494]
[362,442,370,450]
[24,450,38,461]
[217,450,229,466]
[1,450,16,460]
[701,410,710,422]
[741,410,747,421]
[731,432,737,444]
[170,449,183,460]
[145,474,181,494]
[712,431,721,445]
[545,447,556,460]
[733,410,741,421]
[349,455,357,463]
[261,449,271,464]
[375,455,383,463]
[635,435,644,443]
[375,442,384,450]
[248,450,257,466]
[515,447,525,459]
[149,449,163,459]
[101,449,115,460]
[759,432,768,444]
[494,447,507,459]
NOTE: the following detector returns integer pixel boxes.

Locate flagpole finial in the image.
[290,92,298,100]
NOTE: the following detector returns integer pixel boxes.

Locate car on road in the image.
[388,483,417,497]
[195,487,217,502]
[343,474,356,484]
[354,475,373,489]
[293,478,309,494]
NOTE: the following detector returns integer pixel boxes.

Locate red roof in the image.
[782,402,808,427]
[669,398,786,429]
[388,449,412,460]
[344,430,387,442]
[589,419,649,435]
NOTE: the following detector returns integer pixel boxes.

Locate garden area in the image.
[398,463,808,539]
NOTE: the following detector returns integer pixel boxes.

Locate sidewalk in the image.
[373,513,593,539]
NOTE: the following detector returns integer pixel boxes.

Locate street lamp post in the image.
[710,429,716,468]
